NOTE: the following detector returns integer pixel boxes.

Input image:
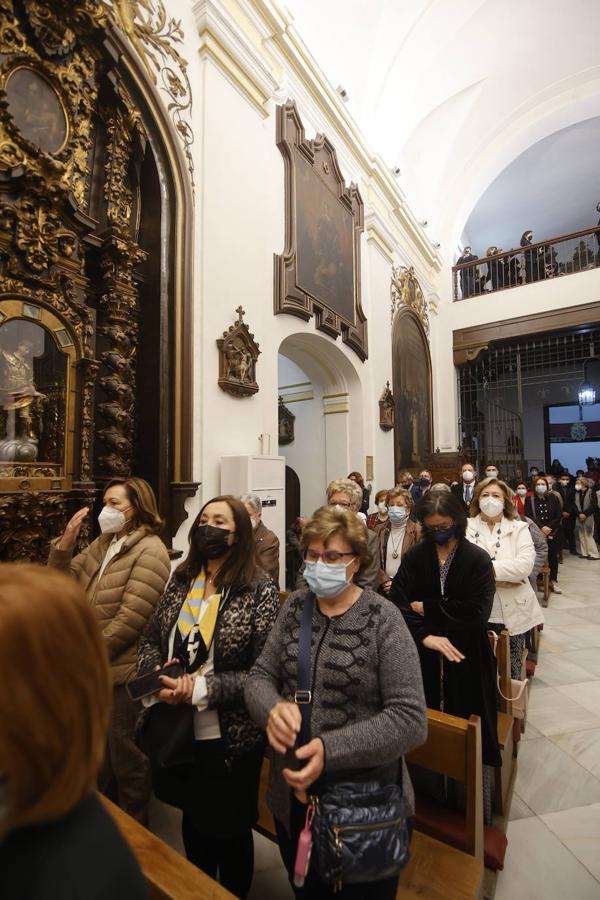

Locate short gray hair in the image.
[431,483,451,493]
[326,478,362,511]
[241,493,262,515]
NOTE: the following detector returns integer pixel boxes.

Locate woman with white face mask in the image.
[378,488,421,595]
[525,476,563,593]
[245,505,427,898]
[467,478,544,677]
[48,477,171,825]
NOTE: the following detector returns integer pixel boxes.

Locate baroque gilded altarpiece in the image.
[0,0,196,560]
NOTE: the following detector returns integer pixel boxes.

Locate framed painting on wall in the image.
[274,100,367,361]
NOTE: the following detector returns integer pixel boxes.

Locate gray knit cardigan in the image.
[244,588,427,833]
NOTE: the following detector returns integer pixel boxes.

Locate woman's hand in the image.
[266,701,301,754]
[283,738,325,803]
[579,513,586,522]
[410,601,424,616]
[381,579,392,594]
[541,526,552,536]
[422,634,465,662]
[158,673,196,704]
[57,507,89,550]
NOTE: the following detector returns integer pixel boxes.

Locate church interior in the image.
[1,1,600,899]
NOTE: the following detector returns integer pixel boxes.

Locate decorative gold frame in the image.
[0,298,78,489]
[274,100,368,361]
[0,60,72,162]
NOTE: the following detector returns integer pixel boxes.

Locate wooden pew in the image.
[489,630,516,815]
[99,795,234,900]
[258,756,483,899]
[407,710,507,871]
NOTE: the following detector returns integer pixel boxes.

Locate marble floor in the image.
[495,553,600,900]
[150,554,600,899]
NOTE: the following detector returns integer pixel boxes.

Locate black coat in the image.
[525,493,562,534]
[390,538,501,767]
[0,794,147,900]
[451,481,475,515]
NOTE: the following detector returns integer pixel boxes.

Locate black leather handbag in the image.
[296,593,410,889]
[135,702,196,769]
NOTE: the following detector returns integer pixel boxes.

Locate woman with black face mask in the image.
[390,491,501,779]
[136,495,279,899]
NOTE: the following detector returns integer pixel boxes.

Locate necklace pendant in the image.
[392,551,399,559]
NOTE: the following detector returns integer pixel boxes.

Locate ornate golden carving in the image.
[391,265,429,335]
[106,0,195,189]
[217,307,260,398]
[0,489,66,560]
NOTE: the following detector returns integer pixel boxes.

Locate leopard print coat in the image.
[137,569,280,761]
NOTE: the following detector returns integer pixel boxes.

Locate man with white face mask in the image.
[451,463,477,514]
[48,477,170,825]
[466,477,543,677]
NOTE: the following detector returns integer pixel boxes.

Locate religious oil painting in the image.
[295,151,355,323]
[5,66,68,155]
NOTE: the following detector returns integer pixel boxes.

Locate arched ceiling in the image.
[461,117,600,255]
[284,0,600,249]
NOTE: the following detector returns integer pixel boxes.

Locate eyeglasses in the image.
[304,550,355,565]
[328,500,353,509]
[425,524,455,533]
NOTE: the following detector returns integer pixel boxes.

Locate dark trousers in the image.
[275,798,400,900]
[548,536,559,582]
[182,814,254,899]
[98,685,151,825]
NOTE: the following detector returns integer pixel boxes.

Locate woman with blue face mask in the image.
[245,505,427,899]
[390,491,501,777]
[378,488,421,596]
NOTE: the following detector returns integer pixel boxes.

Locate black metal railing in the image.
[452,226,600,301]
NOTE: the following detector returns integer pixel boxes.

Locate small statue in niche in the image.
[379,381,394,432]
[0,337,46,461]
[217,306,260,397]
[278,396,295,445]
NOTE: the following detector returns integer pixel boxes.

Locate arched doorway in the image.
[277,332,363,518]
[392,308,433,480]
[0,4,194,560]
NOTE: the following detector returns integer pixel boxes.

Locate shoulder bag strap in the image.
[296,592,315,746]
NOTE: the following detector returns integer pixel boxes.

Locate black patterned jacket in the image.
[137,569,280,761]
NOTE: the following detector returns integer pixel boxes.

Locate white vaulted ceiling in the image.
[284,0,600,251]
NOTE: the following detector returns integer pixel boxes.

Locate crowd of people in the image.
[456,202,600,298]
[0,460,598,898]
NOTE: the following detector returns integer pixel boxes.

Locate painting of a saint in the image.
[393,312,432,476]
[5,66,67,155]
[295,151,355,322]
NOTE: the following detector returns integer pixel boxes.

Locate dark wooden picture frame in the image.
[274,100,367,361]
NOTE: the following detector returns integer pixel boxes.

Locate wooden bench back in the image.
[99,795,235,899]
[406,709,484,859]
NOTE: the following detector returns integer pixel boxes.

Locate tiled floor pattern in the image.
[496,554,600,900]
[150,554,600,899]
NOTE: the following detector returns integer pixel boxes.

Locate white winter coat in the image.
[466,515,544,635]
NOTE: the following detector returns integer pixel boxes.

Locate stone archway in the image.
[277,332,363,518]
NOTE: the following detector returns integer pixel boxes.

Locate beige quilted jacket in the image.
[49,528,171,685]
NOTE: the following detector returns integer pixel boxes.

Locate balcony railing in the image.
[452,226,600,301]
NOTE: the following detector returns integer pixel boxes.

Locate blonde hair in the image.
[470,477,518,520]
[326,478,363,511]
[301,506,371,568]
[386,487,413,513]
[0,564,111,834]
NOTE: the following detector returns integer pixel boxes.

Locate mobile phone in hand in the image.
[125,661,184,701]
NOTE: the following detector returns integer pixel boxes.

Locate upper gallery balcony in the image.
[452,226,600,301]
